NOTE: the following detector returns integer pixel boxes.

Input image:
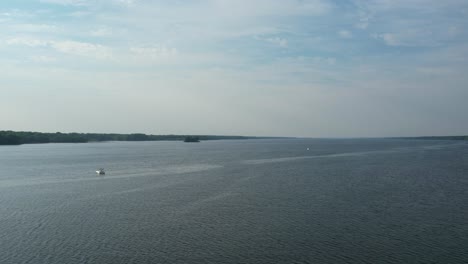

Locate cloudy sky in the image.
[1,0,467,137]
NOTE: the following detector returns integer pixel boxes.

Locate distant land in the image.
[1,131,467,145]
[400,136,468,141]
[0,130,274,145]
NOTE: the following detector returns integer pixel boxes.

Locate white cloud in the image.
[39,0,89,6]
[68,11,92,17]
[211,0,331,18]
[117,0,137,6]
[338,30,352,39]
[40,0,137,7]
[6,37,48,47]
[130,45,178,59]
[353,0,468,47]
[355,11,370,29]
[90,27,113,37]
[310,56,336,66]
[265,37,288,48]
[31,55,57,63]
[10,23,58,33]
[375,33,399,46]
[374,30,441,47]
[50,40,112,58]
[6,37,112,59]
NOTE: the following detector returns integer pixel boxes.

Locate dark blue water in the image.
[1,139,467,263]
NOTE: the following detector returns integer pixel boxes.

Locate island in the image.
[183,136,200,143]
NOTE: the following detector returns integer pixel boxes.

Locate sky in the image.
[1,0,468,137]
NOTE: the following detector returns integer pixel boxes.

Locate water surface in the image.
[1,139,467,263]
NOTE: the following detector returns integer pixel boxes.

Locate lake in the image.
[1,139,467,263]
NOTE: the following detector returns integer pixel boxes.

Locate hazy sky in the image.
[1,0,467,137]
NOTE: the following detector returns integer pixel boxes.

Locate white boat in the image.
[96,168,105,175]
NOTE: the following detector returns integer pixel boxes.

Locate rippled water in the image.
[1,139,467,263]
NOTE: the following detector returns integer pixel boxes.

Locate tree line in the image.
[0,131,252,145]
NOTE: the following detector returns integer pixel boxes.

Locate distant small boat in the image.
[96,168,105,175]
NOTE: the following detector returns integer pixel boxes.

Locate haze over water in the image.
[1,139,467,263]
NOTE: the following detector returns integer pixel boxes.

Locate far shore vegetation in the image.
[1,131,466,146]
[183,136,200,143]
[0,131,257,145]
